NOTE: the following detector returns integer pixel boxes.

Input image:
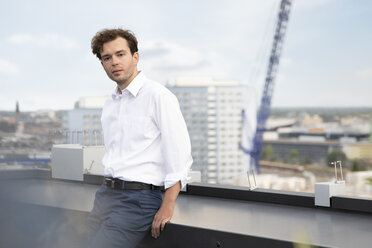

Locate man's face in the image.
[100,37,139,88]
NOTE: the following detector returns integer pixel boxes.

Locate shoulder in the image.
[141,76,177,101]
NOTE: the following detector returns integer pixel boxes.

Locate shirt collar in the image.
[112,72,145,100]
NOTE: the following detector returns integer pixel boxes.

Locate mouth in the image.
[112,69,123,75]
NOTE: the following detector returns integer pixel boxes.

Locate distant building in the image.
[343,143,372,160]
[262,139,342,165]
[15,101,20,114]
[65,96,106,145]
[300,114,323,125]
[15,101,22,135]
[370,117,372,143]
[30,110,57,122]
[278,123,369,141]
[168,77,257,184]
[74,96,107,109]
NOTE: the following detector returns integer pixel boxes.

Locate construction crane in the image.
[250,0,293,173]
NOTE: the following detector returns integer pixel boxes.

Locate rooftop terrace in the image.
[0,168,371,248]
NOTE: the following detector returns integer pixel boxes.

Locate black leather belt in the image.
[103,177,164,191]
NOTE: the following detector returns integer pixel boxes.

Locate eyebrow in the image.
[115,50,126,54]
[101,50,127,58]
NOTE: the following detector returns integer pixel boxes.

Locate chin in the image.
[115,78,128,85]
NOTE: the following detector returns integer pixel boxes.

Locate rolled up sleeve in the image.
[154,89,193,189]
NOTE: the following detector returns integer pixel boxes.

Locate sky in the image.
[0,0,371,111]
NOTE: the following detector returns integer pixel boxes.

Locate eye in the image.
[118,53,124,57]
[102,56,111,62]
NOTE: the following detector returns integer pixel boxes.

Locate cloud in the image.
[356,66,372,78]
[140,40,206,70]
[0,59,18,76]
[281,57,293,67]
[7,33,79,49]
[294,0,333,10]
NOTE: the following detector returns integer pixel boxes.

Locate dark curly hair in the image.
[91,28,138,60]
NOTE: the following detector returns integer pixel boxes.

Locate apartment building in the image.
[168,77,256,184]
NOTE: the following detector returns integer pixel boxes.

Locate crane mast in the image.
[251,0,293,172]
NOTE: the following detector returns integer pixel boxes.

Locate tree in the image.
[326,150,346,167]
[289,149,299,164]
[351,159,366,171]
[365,177,372,185]
[302,156,310,165]
[261,145,275,161]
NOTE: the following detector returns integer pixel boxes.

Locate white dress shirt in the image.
[101,72,193,189]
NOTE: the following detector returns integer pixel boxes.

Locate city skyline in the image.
[1,0,372,111]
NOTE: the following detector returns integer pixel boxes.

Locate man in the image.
[86,28,193,248]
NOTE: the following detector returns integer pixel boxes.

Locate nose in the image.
[111,55,120,65]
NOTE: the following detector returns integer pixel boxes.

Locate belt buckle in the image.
[105,178,115,189]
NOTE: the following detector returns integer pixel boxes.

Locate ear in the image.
[133,52,139,65]
[100,60,106,69]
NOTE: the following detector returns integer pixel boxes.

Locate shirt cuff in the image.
[164,170,189,190]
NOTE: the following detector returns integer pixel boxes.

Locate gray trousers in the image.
[86,185,162,248]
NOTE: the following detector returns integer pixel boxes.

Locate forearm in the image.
[151,181,181,238]
[162,181,181,205]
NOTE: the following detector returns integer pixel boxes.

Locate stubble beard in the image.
[114,75,130,88]
[114,70,139,90]
[109,71,131,89]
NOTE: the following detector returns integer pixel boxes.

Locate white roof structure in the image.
[76,96,107,109]
[174,76,239,87]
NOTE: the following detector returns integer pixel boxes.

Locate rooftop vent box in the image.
[51,144,105,181]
